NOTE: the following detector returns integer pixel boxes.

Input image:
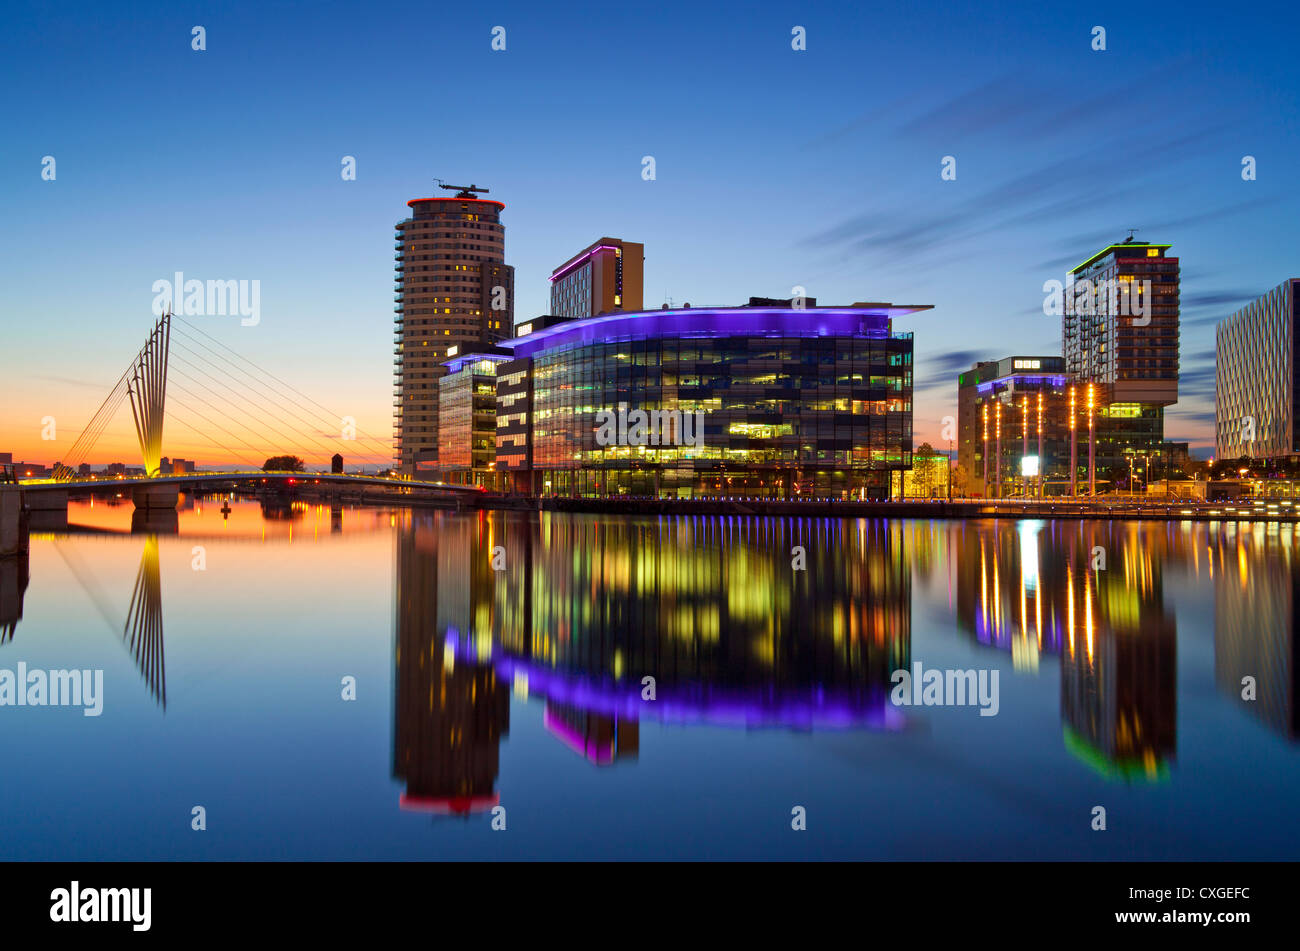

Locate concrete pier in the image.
[24,488,67,512]
[132,485,180,510]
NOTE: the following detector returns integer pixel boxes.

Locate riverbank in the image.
[476,494,1296,523]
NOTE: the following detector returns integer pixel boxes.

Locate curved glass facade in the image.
[514,307,918,498]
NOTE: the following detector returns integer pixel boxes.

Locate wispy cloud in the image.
[914,348,996,391]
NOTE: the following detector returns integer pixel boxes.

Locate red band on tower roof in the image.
[406,197,505,210]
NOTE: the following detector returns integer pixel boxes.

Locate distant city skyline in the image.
[4,0,1299,465]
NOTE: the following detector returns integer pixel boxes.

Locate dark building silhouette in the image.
[393,511,509,815]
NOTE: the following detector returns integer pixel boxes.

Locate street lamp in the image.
[995,400,1002,499]
[982,403,989,498]
[1086,383,1096,497]
[1069,385,1077,498]
[1036,391,1044,499]
[1021,394,1029,498]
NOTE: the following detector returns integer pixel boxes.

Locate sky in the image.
[2,0,1298,467]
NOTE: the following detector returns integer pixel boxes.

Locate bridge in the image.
[2,312,479,554]
[18,470,483,497]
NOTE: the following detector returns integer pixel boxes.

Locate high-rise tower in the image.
[394,184,514,475]
[1062,237,1179,485]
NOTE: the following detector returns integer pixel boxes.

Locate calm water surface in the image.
[1,496,1296,860]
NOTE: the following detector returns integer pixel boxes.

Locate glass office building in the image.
[957,356,1072,497]
[503,302,930,499]
[1216,279,1300,460]
[437,350,512,488]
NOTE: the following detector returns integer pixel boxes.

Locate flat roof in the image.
[504,304,932,358]
[1070,242,1171,274]
[550,240,629,282]
[443,349,513,373]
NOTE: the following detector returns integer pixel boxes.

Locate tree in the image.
[951,463,971,497]
[263,455,305,472]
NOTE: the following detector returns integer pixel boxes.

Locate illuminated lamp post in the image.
[1036,392,1044,499]
[1087,383,1096,497]
[995,400,1002,499]
[1021,394,1029,498]
[1069,385,1077,498]
[982,403,989,498]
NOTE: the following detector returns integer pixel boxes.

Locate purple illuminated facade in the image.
[502,301,929,499]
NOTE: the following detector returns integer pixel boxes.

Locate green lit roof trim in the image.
[1062,725,1171,784]
[1069,243,1172,275]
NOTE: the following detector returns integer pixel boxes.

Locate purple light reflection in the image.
[444,628,906,731]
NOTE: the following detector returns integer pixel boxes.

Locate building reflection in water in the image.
[0,552,28,644]
[393,513,509,817]
[953,519,1177,781]
[1214,523,1299,741]
[392,512,912,809]
[1059,524,1176,782]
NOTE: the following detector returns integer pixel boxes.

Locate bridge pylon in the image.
[126,311,172,478]
[53,311,174,482]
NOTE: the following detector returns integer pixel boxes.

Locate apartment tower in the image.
[1062,237,1179,486]
[394,184,514,475]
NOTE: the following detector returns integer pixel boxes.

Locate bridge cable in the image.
[170,326,395,463]
[161,409,264,470]
[174,317,397,460]
[166,385,289,464]
[168,357,357,466]
[167,343,389,465]
[56,374,131,477]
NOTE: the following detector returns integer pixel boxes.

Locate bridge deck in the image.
[20,471,484,494]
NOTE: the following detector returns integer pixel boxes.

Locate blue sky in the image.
[3,0,1298,462]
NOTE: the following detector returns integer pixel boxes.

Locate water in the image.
[2,496,1297,860]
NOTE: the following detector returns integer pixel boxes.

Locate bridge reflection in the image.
[5,536,168,709]
[123,537,167,707]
